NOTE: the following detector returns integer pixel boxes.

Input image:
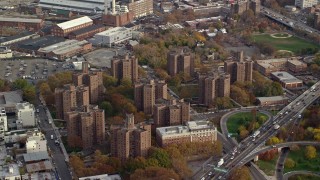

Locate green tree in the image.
[284,158,295,168]
[149,147,172,168]
[305,145,317,159]
[120,77,132,87]
[13,79,28,89]
[22,85,36,103]
[102,74,117,87]
[99,101,113,116]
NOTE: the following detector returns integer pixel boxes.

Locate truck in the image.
[274,124,280,130]
[217,158,224,167]
[51,135,54,140]
[252,130,260,138]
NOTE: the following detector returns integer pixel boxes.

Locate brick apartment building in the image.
[55,84,89,119]
[153,99,190,127]
[111,55,138,83]
[65,105,105,149]
[167,49,195,77]
[72,62,104,104]
[125,0,153,18]
[199,74,231,106]
[156,120,217,147]
[230,0,260,15]
[0,17,44,31]
[224,54,253,83]
[51,16,93,37]
[55,63,104,119]
[68,25,106,40]
[110,114,151,162]
[134,80,167,115]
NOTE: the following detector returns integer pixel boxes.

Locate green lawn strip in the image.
[255,155,279,176]
[284,149,320,173]
[226,112,268,134]
[252,34,318,53]
[273,33,290,37]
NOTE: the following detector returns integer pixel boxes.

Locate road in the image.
[261,6,320,35]
[283,171,320,180]
[200,81,320,179]
[275,148,289,180]
[37,99,72,180]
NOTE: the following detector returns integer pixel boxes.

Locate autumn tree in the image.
[266,136,281,145]
[305,145,317,160]
[228,166,251,180]
[259,149,278,161]
[130,167,180,180]
[102,74,117,87]
[284,158,295,168]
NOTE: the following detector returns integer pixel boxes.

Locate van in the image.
[51,135,54,140]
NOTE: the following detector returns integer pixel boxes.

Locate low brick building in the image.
[68,25,106,40]
[0,17,44,31]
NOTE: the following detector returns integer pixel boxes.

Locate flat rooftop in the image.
[23,151,49,162]
[38,39,89,55]
[15,36,65,51]
[96,27,131,36]
[0,90,23,105]
[39,0,109,13]
[271,71,302,84]
[157,120,215,136]
[0,17,42,23]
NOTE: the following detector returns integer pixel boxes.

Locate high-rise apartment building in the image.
[199,74,231,106]
[156,120,217,147]
[167,49,194,77]
[110,114,151,162]
[65,105,105,149]
[134,80,167,115]
[72,63,104,104]
[111,55,138,83]
[295,0,318,8]
[124,0,154,18]
[55,84,90,119]
[224,55,253,83]
[231,0,260,15]
[153,99,190,127]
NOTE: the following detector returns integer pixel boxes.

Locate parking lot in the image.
[0,58,69,83]
[84,47,130,68]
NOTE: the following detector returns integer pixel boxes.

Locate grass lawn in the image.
[273,33,290,38]
[256,155,279,176]
[252,34,319,53]
[227,112,268,134]
[284,148,320,173]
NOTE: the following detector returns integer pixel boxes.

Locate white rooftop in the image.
[96,27,130,36]
[57,16,92,30]
[39,0,109,13]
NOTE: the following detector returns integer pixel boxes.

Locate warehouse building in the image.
[89,27,132,47]
[0,17,44,31]
[68,24,106,40]
[51,16,93,37]
[37,40,92,60]
[271,71,303,89]
[0,31,38,46]
[13,36,65,54]
[38,0,110,14]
